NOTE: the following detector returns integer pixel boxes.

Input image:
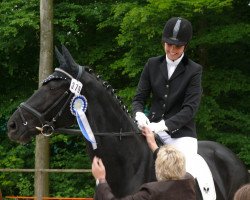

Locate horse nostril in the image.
[8,121,17,130]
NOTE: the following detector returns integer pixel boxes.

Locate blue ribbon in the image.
[76,111,93,143]
[70,95,97,149]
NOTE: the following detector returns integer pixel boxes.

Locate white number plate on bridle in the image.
[70,78,83,95]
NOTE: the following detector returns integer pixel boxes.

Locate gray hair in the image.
[234,184,250,200]
[155,145,186,181]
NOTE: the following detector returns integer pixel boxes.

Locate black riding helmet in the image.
[162,17,193,46]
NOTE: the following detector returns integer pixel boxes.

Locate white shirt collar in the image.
[166,53,184,66]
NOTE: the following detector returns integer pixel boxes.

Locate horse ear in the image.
[55,46,66,68]
[61,45,78,70]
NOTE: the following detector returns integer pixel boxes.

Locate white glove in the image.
[135,112,150,130]
[148,120,168,133]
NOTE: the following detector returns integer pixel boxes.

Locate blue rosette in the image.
[70,95,88,116]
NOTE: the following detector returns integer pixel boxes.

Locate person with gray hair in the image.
[92,127,196,200]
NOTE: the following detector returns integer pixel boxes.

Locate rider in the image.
[92,128,196,200]
[132,17,216,200]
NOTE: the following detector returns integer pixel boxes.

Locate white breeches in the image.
[157,131,216,200]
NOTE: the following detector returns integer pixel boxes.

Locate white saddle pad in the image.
[187,154,216,200]
[157,132,216,200]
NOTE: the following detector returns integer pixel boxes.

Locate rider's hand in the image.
[148,120,168,133]
[135,112,150,130]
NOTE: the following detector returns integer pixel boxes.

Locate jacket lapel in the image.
[169,61,186,81]
[159,59,169,81]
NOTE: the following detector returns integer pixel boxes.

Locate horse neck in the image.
[77,70,156,197]
[80,71,138,134]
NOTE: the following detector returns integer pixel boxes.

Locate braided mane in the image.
[85,67,131,117]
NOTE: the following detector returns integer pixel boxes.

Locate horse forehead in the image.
[27,80,66,106]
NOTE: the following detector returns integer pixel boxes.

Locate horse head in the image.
[7,45,138,144]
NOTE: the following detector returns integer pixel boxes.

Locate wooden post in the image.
[35,0,53,199]
[35,136,50,199]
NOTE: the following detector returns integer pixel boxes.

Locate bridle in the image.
[18,66,83,136]
[17,65,140,138]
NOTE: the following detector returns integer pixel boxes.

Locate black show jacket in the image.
[132,55,202,138]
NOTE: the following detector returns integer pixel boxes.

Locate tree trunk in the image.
[35,0,53,199]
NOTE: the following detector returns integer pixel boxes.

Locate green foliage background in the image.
[0,0,249,197]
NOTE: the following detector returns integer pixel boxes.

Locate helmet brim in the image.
[162,37,187,46]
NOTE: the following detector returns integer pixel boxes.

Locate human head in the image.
[162,17,193,46]
[234,184,250,200]
[155,145,186,181]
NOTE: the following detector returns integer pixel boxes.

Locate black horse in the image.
[7,46,249,199]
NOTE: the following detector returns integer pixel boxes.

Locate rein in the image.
[56,128,140,138]
[54,128,165,145]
